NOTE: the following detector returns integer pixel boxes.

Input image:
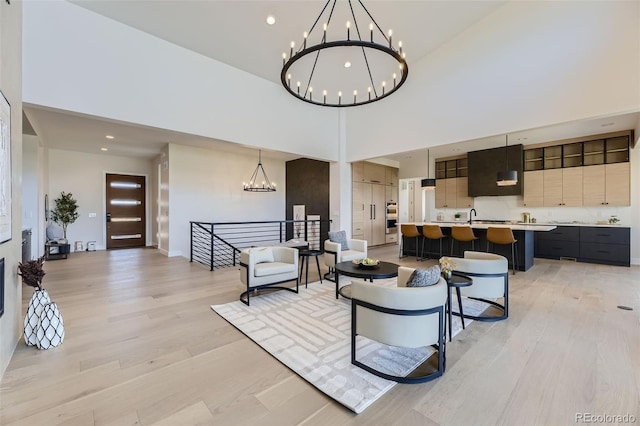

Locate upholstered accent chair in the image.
[452,251,509,321]
[350,266,447,383]
[239,246,299,306]
[323,237,367,282]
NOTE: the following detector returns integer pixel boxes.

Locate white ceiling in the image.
[24,1,639,162]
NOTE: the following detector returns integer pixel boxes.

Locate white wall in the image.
[167,144,286,258]
[21,135,39,259]
[346,0,640,160]
[48,149,153,250]
[22,0,340,162]
[0,0,22,379]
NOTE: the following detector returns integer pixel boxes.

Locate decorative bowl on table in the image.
[353,258,380,269]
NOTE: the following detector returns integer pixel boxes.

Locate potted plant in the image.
[51,191,79,242]
[454,213,461,221]
[18,256,65,349]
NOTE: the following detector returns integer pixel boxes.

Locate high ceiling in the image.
[24,1,638,162]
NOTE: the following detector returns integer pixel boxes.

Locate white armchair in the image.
[452,251,509,320]
[350,266,447,383]
[323,238,367,282]
[239,246,299,306]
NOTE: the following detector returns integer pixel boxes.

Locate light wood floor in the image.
[1,246,639,425]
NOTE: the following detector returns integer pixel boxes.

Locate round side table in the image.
[446,272,472,342]
[298,249,323,288]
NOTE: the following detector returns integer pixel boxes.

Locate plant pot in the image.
[24,289,51,346]
[36,302,65,350]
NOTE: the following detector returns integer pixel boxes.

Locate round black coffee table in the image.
[334,261,399,299]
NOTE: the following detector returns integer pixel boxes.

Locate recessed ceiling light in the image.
[601,122,614,127]
[101,147,108,151]
[344,61,351,68]
[266,15,275,25]
[517,137,528,141]
[105,135,114,139]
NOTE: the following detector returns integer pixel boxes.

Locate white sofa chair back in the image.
[323,238,367,281]
[452,251,509,320]
[239,246,299,305]
[350,266,447,383]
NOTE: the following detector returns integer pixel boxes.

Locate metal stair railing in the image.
[190,219,331,270]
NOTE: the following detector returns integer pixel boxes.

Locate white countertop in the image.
[405,222,557,231]
[517,222,627,228]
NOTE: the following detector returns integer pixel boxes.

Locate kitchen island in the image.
[401,222,557,272]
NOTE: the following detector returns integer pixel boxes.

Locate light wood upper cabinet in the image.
[582,165,605,206]
[542,168,583,206]
[604,162,630,206]
[523,170,544,207]
[582,163,629,206]
[435,177,473,209]
[561,168,583,207]
[352,161,364,182]
[456,177,474,208]
[363,162,385,184]
[385,185,397,203]
[385,167,398,186]
[435,180,447,208]
[543,169,563,206]
[445,179,457,208]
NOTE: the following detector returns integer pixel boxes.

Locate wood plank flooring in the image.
[1,246,639,425]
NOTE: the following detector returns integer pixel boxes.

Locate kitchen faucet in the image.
[469,208,477,224]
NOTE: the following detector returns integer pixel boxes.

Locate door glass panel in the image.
[111,234,143,240]
[110,217,142,222]
[110,182,142,189]
[110,199,142,206]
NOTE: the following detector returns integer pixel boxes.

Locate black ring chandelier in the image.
[280,0,408,107]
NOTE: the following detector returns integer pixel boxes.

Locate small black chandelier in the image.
[280,0,408,107]
[243,150,276,192]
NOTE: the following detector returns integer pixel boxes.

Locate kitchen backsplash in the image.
[428,195,631,225]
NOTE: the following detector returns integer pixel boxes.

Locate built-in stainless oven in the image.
[386,202,397,234]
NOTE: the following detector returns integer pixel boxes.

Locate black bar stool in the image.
[400,224,422,261]
[450,226,478,257]
[486,227,518,275]
[421,224,447,260]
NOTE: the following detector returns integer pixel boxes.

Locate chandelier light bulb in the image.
[369,22,374,41]
[303,31,308,49]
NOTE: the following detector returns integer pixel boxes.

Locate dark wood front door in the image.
[106,174,146,249]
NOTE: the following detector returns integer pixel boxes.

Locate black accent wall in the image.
[285,158,330,241]
[468,144,523,196]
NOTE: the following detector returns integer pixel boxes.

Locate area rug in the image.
[211,279,488,414]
